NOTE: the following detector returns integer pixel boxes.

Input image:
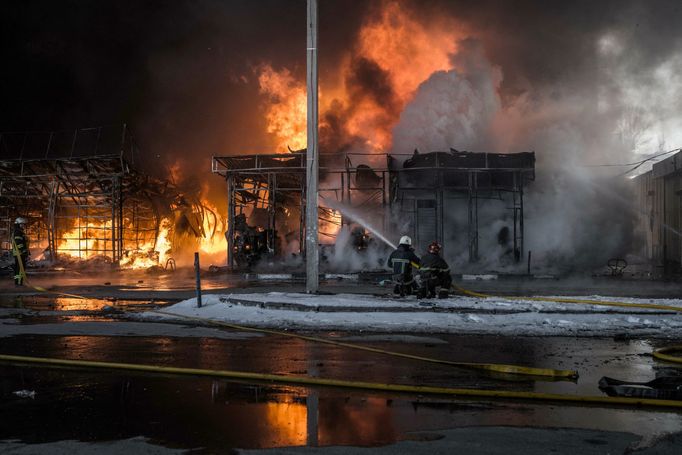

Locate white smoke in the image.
[327,225,391,272]
[392,41,501,153]
[389,35,681,273]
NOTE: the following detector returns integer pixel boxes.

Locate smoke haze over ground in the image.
[2,0,682,272]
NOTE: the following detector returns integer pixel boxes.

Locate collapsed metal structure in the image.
[0,125,162,264]
[212,152,388,267]
[213,149,535,267]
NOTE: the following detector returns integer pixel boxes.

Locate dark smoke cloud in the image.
[2,0,681,206]
[0,1,368,172]
[347,57,398,113]
[319,55,401,155]
[3,1,681,159]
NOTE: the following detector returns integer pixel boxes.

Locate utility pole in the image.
[305,0,319,293]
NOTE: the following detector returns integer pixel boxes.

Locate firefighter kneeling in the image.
[417,241,452,299]
[387,235,420,297]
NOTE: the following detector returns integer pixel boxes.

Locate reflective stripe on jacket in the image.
[12,228,29,256]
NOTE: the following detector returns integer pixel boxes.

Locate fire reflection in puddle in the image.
[0,296,165,312]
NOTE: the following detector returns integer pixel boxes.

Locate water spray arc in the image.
[321,197,397,250]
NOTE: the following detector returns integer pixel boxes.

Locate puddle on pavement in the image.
[1,334,681,451]
[0,295,171,312]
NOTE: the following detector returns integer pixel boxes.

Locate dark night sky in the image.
[2,0,681,175]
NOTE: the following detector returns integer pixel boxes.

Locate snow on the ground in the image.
[139,293,682,337]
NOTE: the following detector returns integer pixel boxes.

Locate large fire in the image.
[55,197,227,269]
[253,0,464,243]
[257,64,308,151]
[257,0,464,153]
[197,200,228,258]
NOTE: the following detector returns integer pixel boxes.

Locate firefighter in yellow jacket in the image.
[11,217,29,286]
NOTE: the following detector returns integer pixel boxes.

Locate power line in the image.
[586,147,680,167]
[582,147,681,177]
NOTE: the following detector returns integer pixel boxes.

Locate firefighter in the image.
[418,241,452,299]
[387,235,420,297]
[11,217,29,286]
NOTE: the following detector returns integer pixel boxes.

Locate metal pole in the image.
[527,250,532,276]
[305,0,319,293]
[195,252,202,308]
[227,175,234,268]
[111,178,116,263]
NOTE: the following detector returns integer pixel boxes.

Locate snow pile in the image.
[139,293,682,338]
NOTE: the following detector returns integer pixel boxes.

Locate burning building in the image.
[213,147,534,270]
[212,151,386,269]
[389,149,535,262]
[0,125,226,270]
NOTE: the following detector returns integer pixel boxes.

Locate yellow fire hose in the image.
[652,346,682,364]
[11,241,90,300]
[450,284,682,366]
[1,353,681,410]
[8,257,681,385]
[447,281,682,378]
[151,309,578,380]
[452,284,682,313]
[407,261,682,313]
[8,268,579,380]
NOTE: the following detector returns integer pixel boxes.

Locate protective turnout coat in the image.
[419,251,452,287]
[12,226,28,257]
[387,244,421,284]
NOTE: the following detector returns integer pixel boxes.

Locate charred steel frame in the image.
[212,152,388,268]
[213,149,534,267]
[0,125,160,264]
[388,150,535,262]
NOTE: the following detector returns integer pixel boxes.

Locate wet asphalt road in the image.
[1,271,682,453]
[1,323,682,453]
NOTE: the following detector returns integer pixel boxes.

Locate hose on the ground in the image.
[13,247,86,300]
[11,272,681,380]
[449,283,682,364]
[8,281,580,379]
[1,353,680,410]
[451,283,682,313]
[652,345,682,364]
[151,309,578,380]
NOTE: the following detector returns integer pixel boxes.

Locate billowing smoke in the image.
[251,0,682,273]
[390,29,669,272]
[392,40,500,154]
[5,0,682,273]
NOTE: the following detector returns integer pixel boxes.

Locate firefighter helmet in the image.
[428,241,441,254]
[399,235,412,246]
[15,217,27,225]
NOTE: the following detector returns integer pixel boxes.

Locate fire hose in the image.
[150,309,578,379]
[451,283,682,313]
[10,274,682,375]
[1,353,681,410]
[10,247,87,300]
[445,283,682,365]
[407,261,682,313]
[8,272,579,378]
[6,262,682,404]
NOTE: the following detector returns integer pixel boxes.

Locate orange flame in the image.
[256,0,463,153]
[198,199,228,258]
[57,221,112,260]
[55,197,227,269]
[356,1,459,106]
[257,64,308,152]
